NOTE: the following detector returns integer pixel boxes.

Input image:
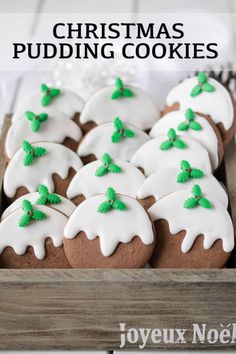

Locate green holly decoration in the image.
[41,84,60,106]
[97,187,127,213]
[178,108,202,131]
[177,160,204,183]
[95,153,122,177]
[111,77,134,99]
[112,117,135,143]
[18,200,46,227]
[25,111,48,132]
[191,72,215,97]
[22,140,47,166]
[184,184,212,209]
[35,184,61,205]
[160,128,187,150]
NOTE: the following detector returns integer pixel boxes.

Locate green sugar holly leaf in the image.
[192,184,202,197]
[189,121,202,131]
[23,153,34,166]
[112,130,122,143]
[108,163,121,173]
[168,128,176,140]
[184,197,198,208]
[160,140,173,150]
[41,94,51,106]
[111,77,134,99]
[191,72,215,97]
[123,88,133,97]
[25,111,36,121]
[32,119,40,132]
[115,77,124,89]
[185,108,195,121]
[202,82,215,93]
[177,171,190,183]
[25,111,48,132]
[22,199,33,212]
[19,214,32,227]
[47,193,61,204]
[41,84,48,92]
[95,165,108,177]
[111,90,121,99]
[191,85,202,97]
[32,209,46,221]
[114,117,124,130]
[113,199,127,211]
[50,88,60,97]
[36,184,61,205]
[97,201,112,213]
[38,184,48,195]
[199,198,212,209]
[198,71,207,84]
[38,113,48,122]
[124,128,135,138]
[22,141,47,166]
[178,121,189,131]
[22,140,33,152]
[36,195,47,205]
[106,187,116,201]
[181,160,191,170]
[190,168,204,178]
[41,84,61,106]
[112,117,135,143]
[102,153,112,165]
[173,139,187,149]
[33,147,47,157]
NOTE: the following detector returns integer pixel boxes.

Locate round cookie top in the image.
[137,165,228,207]
[3,141,83,198]
[78,117,150,162]
[131,129,212,176]
[6,113,82,159]
[149,187,234,253]
[0,203,68,260]
[13,85,84,123]
[149,110,220,170]
[67,153,145,199]
[64,188,154,257]
[80,77,160,130]
[166,73,234,131]
[2,187,76,220]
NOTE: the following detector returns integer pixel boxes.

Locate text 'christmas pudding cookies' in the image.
[3,141,83,202]
[78,117,150,163]
[131,128,211,176]
[150,109,223,170]
[164,72,236,145]
[67,153,145,205]
[2,185,76,220]
[137,161,228,210]
[0,200,71,268]
[149,185,234,268]
[79,77,160,133]
[64,188,155,268]
[13,84,84,125]
[5,111,82,159]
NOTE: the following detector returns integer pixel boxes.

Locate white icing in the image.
[131,135,212,176]
[137,168,228,207]
[3,142,83,198]
[149,190,234,253]
[149,111,219,170]
[67,159,145,199]
[166,77,234,131]
[80,85,160,130]
[64,194,154,257]
[1,192,76,220]
[6,115,82,159]
[78,122,150,162]
[13,88,84,123]
[0,205,68,260]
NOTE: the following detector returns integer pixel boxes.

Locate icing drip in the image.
[13,88,84,122]
[166,77,234,130]
[137,168,228,207]
[0,205,68,260]
[6,115,82,158]
[131,135,212,176]
[67,159,145,199]
[64,194,154,257]
[80,85,160,130]
[149,190,234,253]
[1,192,76,220]
[3,142,83,198]
[149,111,219,170]
[77,122,150,162]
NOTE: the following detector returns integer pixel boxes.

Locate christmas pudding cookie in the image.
[164,72,236,145]
[150,109,223,170]
[3,141,83,202]
[131,128,212,176]
[2,185,76,220]
[137,161,228,210]
[149,185,234,268]
[78,117,150,163]
[13,84,84,125]
[79,77,160,133]
[0,200,71,268]
[64,187,155,268]
[5,111,82,159]
[67,153,145,205]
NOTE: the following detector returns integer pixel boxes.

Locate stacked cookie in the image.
[0,73,235,269]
